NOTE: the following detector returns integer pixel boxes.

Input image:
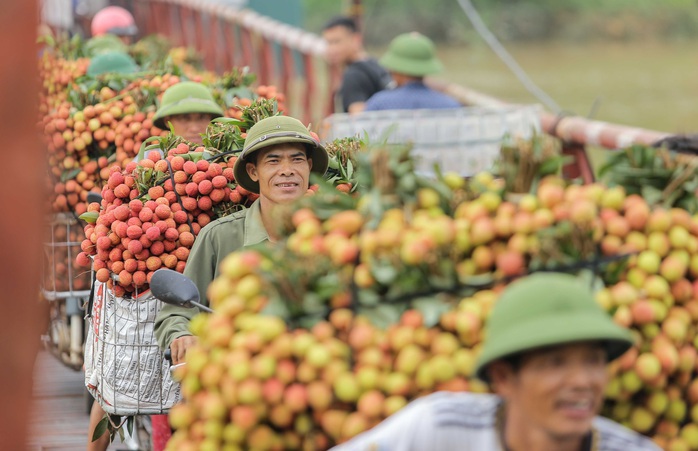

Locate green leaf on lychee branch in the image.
[370,262,398,285]
[640,185,664,207]
[92,416,109,442]
[357,303,403,329]
[60,168,81,182]
[355,289,381,307]
[411,296,454,328]
[79,211,99,224]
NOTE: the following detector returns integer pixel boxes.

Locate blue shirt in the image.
[364,81,461,111]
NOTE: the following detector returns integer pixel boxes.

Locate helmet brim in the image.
[474,310,634,382]
[106,25,138,36]
[152,99,224,130]
[379,53,443,77]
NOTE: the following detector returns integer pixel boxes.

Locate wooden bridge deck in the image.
[28,350,132,451]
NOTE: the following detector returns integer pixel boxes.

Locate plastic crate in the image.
[42,212,91,298]
[321,105,541,176]
[41,213,91,370]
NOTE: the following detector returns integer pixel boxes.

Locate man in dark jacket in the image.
[323,16,393,114]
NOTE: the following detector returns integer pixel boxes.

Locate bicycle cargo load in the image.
[85,281,181,415]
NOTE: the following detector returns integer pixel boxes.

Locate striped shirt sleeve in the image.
[330,392,501,451]
[330,396,429,451]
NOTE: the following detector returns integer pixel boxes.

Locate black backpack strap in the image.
[352,60,391,93]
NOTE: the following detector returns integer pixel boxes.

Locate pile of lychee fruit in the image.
[39,38,289,217]
[75,141,257,296]
[40,36,292,301]
[42,79,174,215]
[165,148,698,450]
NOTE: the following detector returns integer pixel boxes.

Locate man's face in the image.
[117,35,134,45]
[246,143,313,205]
[491,342,608,442]
[323,26,359,65]
[166,112,215,144]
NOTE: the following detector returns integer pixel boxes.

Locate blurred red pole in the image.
[280,45,294,112]
[302,53,315,124]
[0,0,43,449]
[177,4,189,47]
[239,27,255,72]
[193,10,209,70]
[222,21,238,70]
[258,37,274,86]
[209,13,222,73]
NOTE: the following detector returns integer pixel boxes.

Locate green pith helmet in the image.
[475,273,634,382]
[379,32,443,77]
[87,51,139,77]
[233,116,329,194]
[152,81,224,129]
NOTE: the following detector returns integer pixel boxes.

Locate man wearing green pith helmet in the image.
[134,81,224,161]
[154,115,329,364]
[334,273,660,451]
[363,32,460,111]
[86,51,139,77]
[151,81,224,145]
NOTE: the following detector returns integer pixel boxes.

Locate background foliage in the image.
[303,0,698,44]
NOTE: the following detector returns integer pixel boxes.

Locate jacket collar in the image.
[243,199,269,247]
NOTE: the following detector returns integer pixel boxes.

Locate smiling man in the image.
[154,115,328,364]
[333,273,660,451]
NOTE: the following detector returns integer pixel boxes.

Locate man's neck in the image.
[258,196,280,243]
[394,76,424,87]
[501,405,587,451]
[348,49,368,64]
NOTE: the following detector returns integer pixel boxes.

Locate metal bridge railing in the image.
[133,0,338,125]
[433,80,672,183]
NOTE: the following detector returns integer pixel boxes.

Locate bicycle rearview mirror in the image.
[150,269,200,308]
[87,191,103,205]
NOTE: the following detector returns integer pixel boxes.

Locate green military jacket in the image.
[154,200,268,350]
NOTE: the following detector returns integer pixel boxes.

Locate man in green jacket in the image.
[154,115,329,364]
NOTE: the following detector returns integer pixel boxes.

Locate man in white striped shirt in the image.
[333,273,660,451]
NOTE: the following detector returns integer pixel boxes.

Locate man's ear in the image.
[353,33,363,49]
[246,162,259,182]
[487,361,515,396]
[307,157,313,171]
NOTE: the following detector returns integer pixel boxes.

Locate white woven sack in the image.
[321,105,541,177]
[85,281,181,415]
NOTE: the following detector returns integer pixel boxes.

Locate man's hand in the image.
[170,335,198,365]
[348,101,366,114]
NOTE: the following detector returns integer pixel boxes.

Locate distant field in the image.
[418,40,697,134]
[362,40,697,174]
